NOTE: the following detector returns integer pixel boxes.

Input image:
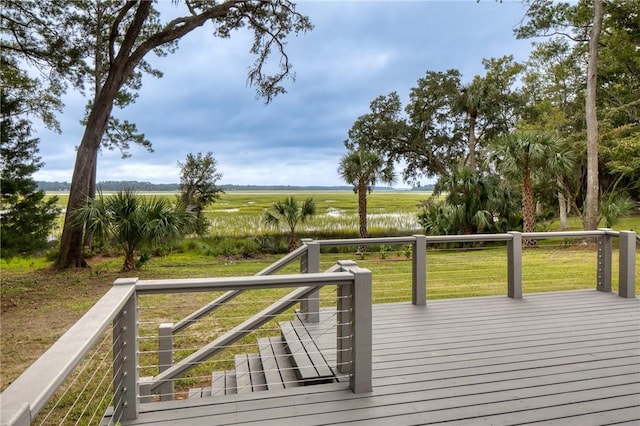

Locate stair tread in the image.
[187,387,203,399]
[235,354,252,394]
[258,337,285,390]
[248,353,268,392]
[280,321,335,385]
[225,370,237,395]
[271,337,300,388]
[290,319,334,378]
[211,370,226,397]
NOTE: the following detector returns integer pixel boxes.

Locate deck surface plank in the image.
[111,291,640,425]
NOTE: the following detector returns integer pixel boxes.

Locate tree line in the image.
[36,181,414,192]
[337,0,638,242]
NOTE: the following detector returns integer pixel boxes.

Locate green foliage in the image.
[516,0,640,227]
[263,197,316,251]
[1,91,61,258]
[487,131,574,234]
[599,192,635,228]
[598,0,640,199]
[0,2,76,132]
[419,167,521,236]
[178,152,224,236]
[339,150,396,194]
[72,189,193,271]
[347,56,525,185]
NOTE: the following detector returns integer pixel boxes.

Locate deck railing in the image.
[1,264,372,425]
[1,230,636,425]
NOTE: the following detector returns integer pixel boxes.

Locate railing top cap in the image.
[134,271,356,293]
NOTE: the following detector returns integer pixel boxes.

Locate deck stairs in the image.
[186,316,338,399]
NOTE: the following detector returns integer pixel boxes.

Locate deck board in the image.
[109,291,640,425]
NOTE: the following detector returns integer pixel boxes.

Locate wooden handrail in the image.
[0,279,137,426]
[315,236,416,247]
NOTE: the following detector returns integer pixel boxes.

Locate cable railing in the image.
[136,283,347,402]
[0,229,636,425]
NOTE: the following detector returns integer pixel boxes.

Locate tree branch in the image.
[109,0,138,65]
[128,1,242,69]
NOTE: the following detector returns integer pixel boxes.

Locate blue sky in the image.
[34,0,535,187]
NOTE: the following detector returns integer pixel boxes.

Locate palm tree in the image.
[263,196,316,252]
[338,149,396,245]
[459,78,484,169]
[433,166,495,235]
[488,131,573,245]
[72,189,193,271]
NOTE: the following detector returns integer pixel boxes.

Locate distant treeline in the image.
[37,181,433,192]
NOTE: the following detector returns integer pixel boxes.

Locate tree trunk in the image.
[468,113,477,169]
[123,250,136,272]
[83,152,98,250]
[289,231,297,252]
[56,58,137,268]
[55,2,152,268]
[85,4,102,251]
[522,167,536,247]
[584,0,603,230]
[357,181,367,253]
[535,201,543,215]
[558,190,569,230]
[358,181,368,239]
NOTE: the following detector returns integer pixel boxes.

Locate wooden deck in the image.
[108,290,640,425]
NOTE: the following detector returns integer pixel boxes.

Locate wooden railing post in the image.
[300,239,320,323]
[337,261,372,394]
[350,264,372,394]
[507,232,522,299]
[158,323,174,401]
[618,231,636,298]
[112,278,139,422]
[412,235,427,305]
[597,229,612,292]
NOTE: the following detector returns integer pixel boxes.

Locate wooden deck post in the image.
[158,323,174,401]
[112,279,139,421]
[507,232,522,299]
[412,235,427,305]
[618,231,636,298]
[597,229,612,292]
[348,264,372,393]
[300,239,320,323]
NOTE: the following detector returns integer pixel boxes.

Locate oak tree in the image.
[52,0,312,268]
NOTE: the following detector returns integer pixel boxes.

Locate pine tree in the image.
[1,91,60,258]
